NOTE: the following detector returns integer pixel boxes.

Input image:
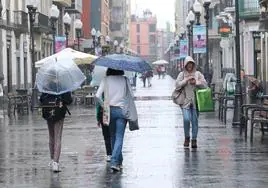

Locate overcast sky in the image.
[131,0,175,30]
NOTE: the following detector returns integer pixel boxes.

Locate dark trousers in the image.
[101,124,112,155]
[142,78,146,87]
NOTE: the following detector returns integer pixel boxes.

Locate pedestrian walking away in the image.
[141,72,147,87]
[175,56,207,148]
[40,78,73,172]
[161,65,166,79]
[146,70,153,87]
[96,93,112,162]
[156,66,161,79]
[95,68,129,172]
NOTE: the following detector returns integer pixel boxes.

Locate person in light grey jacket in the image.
[175,56,207,148]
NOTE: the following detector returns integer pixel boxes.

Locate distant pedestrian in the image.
[161,65,166,79]
[146,71,153,87]
[141,72,147,87]
[175,56,207,148]
[156,66,161,79]
[132,73,137,88]
[95,68,130,172]
[96,93,112,162]
[40,82,73,172]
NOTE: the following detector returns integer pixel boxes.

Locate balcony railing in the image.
[65,0,82,13]
[53,0,72,7]
[33,12,50,33]
[219,0,234,11]
[14,11,28,32]
[0,11,29,33]
[239,0,260,19]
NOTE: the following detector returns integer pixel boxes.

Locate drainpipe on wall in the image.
[0,1,3,87]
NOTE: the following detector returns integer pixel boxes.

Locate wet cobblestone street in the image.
[1,76,268,188]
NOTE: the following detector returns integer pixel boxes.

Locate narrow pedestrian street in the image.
[1,76,268,188]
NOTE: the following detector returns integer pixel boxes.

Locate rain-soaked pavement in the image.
[1,76,268,188]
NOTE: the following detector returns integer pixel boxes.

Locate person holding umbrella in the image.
[93,54,151,171]
[95,68,130,172]
[35,58,86,172]
[40,77,73,172]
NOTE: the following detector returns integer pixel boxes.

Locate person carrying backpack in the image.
[40,80,72,172]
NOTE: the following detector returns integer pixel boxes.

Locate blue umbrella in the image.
[93,54,152,73]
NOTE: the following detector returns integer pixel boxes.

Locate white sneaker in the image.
[110,165,120,172]
[52,161,60,172]
[106,155,112,162]
[48,160,54,168]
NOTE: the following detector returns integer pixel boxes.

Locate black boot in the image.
[191,139,197,148]
[184,137,190,147]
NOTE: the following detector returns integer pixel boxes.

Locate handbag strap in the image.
[103,77,109,104]
[124,77,129,97]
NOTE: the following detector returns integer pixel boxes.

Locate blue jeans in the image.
[109,107,127,166]
[181,106,199,139]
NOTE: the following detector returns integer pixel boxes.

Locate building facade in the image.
[81,0,110,51]
[81,0,91,39]
[0,0,56,92]
[174,0,189,34]
[157,28,174,60]
[110,0,130,45]
[259,0,268,88]
[130,10,157,62]
[0,0,76,93]
[64,0,83,50]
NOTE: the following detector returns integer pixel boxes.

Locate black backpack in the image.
[40,93,71,122]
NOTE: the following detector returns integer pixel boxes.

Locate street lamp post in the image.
[180,27,185,67]
[186,16,191,56]
[175,35,180,73]
[74,19,83,51]
[63,13,71,48]
[103,35,111,55]
[91,28,96,54]
[120,42,124,54]
[188,10,195,57]
[27,4,37,110]
[50,5,60,53]
[96,30,102,46]
[180,27,185,39]
[232,0,243,128]
[105,35,111,45]
[113,40,118,53]
[203,0,211,84]
[193,0,202,25]
[193,0,202,70]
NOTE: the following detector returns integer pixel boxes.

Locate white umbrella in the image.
[35,48,97,68]
[35,58,86,95]
[152,60,169,65]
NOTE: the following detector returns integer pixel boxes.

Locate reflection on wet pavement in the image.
[1,76,268,187]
